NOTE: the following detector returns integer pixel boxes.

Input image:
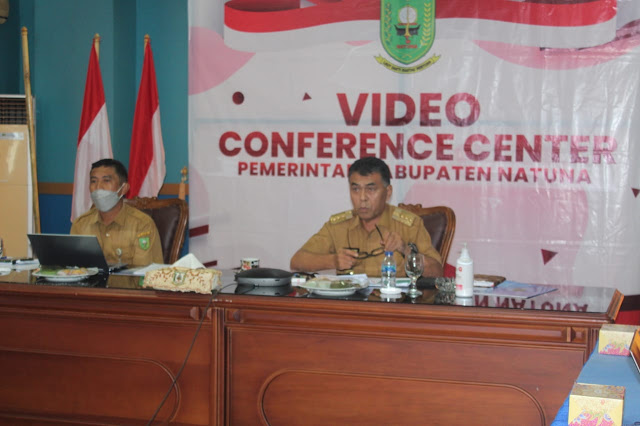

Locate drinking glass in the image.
[404,252,424,297]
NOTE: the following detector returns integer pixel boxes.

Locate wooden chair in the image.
[398,204,456,264]
[125,197,188,264]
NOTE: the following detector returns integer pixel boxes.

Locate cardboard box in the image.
[569,383,625,426]
[631,329,640,374]
[598,324,640,356]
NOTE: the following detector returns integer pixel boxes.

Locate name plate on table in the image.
[598,324,640,356]
[569,383,625,426]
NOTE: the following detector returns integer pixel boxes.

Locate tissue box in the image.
[568,383,625,426]
[598,324,640,356]
[142,267,221,294]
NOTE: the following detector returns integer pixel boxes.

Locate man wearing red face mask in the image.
[71,158,163,267]
[290,157,442,277]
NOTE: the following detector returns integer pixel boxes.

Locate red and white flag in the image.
[128,39,166,198]
[71,42,113,221]
[224,0,619,51]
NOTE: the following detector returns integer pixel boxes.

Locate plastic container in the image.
[455,243,474,298]
[380,251,397,292]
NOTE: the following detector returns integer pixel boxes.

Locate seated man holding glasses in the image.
[290,157,443,277]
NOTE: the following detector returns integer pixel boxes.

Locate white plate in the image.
[313,287,359,296]
[299,277,368,297]
[33,268,99,282]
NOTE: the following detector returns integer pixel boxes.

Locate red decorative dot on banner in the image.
[632,188,639,198]
[541,249,557,265]
[303,93,311,101]
[232,92,244,105]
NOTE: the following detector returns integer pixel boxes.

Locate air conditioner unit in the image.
[0,94,34,257]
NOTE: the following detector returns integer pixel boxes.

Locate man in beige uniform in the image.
[290,157,442,277]
[71,159,163,267]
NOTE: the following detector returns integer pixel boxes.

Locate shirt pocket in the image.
[118,244,135,264]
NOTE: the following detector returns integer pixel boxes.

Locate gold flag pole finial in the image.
[93,33,100,61]
[144,34,150,49]
[21,26,41,234]
[179,167,188,200]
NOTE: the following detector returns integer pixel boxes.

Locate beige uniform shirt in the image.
[300,204,442,277]
[70,203,163,267]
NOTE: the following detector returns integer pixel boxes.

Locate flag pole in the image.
[128,32,165,199]
[21,27,41,233]
[71,34,113,221]
[93,33,100,61]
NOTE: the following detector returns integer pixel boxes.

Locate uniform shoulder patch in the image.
[139,236,150,250]
[329,210,353,225]
[392,208,417,227]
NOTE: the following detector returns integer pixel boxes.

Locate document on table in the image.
[368,277,412,288]
[473,281,557,299]
[112,263,170,276]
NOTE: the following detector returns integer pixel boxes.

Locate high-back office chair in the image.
[125,197,188,264]
[398,204,456,264]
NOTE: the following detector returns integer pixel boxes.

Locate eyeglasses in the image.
[346,225,385,260]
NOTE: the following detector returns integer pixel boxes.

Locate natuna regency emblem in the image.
[376,0,440,73]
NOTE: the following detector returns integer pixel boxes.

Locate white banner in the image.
[189,0,640,295]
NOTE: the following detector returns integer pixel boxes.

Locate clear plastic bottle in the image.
[455,243,474,298]
[381,251,397,290]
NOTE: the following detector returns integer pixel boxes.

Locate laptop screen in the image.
[27,234,113,271]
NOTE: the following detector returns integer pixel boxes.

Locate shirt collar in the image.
[347,204,393,232]
[93,202,127,227]
[111,202,128,226]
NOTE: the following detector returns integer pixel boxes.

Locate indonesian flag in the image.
[71,42,113,221]
[128,40,166,198]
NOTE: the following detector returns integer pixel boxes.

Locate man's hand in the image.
[291,248,360,273]
[335,248,360,270]
[379,229,407,256]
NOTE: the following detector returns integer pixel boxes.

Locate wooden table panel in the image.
[0,286,214,426]
[0,350,178,421]
[0,277,618,425]
[226,325,586,425]
[262,372,545,425]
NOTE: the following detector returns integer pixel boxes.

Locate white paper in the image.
[473,280,495,288]
[115,263,170,276]
[113,254,208,277]
[172,253,206,269]
[368,277,411,288]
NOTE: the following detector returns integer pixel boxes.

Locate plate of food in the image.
[299,275,368,296]
[33,267,100,282]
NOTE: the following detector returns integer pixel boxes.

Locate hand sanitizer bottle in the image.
[455,243,474,298]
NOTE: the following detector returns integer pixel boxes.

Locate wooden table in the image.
[0,270,622,425]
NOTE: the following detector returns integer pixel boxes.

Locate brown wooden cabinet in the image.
[0,273,621,425]
[0,282,217,425]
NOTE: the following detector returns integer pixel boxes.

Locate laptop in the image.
[27,234,127,273]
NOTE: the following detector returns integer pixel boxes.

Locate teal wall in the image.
[0,0,188,235]
[0,0,22,92]
[0,0,187,182]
